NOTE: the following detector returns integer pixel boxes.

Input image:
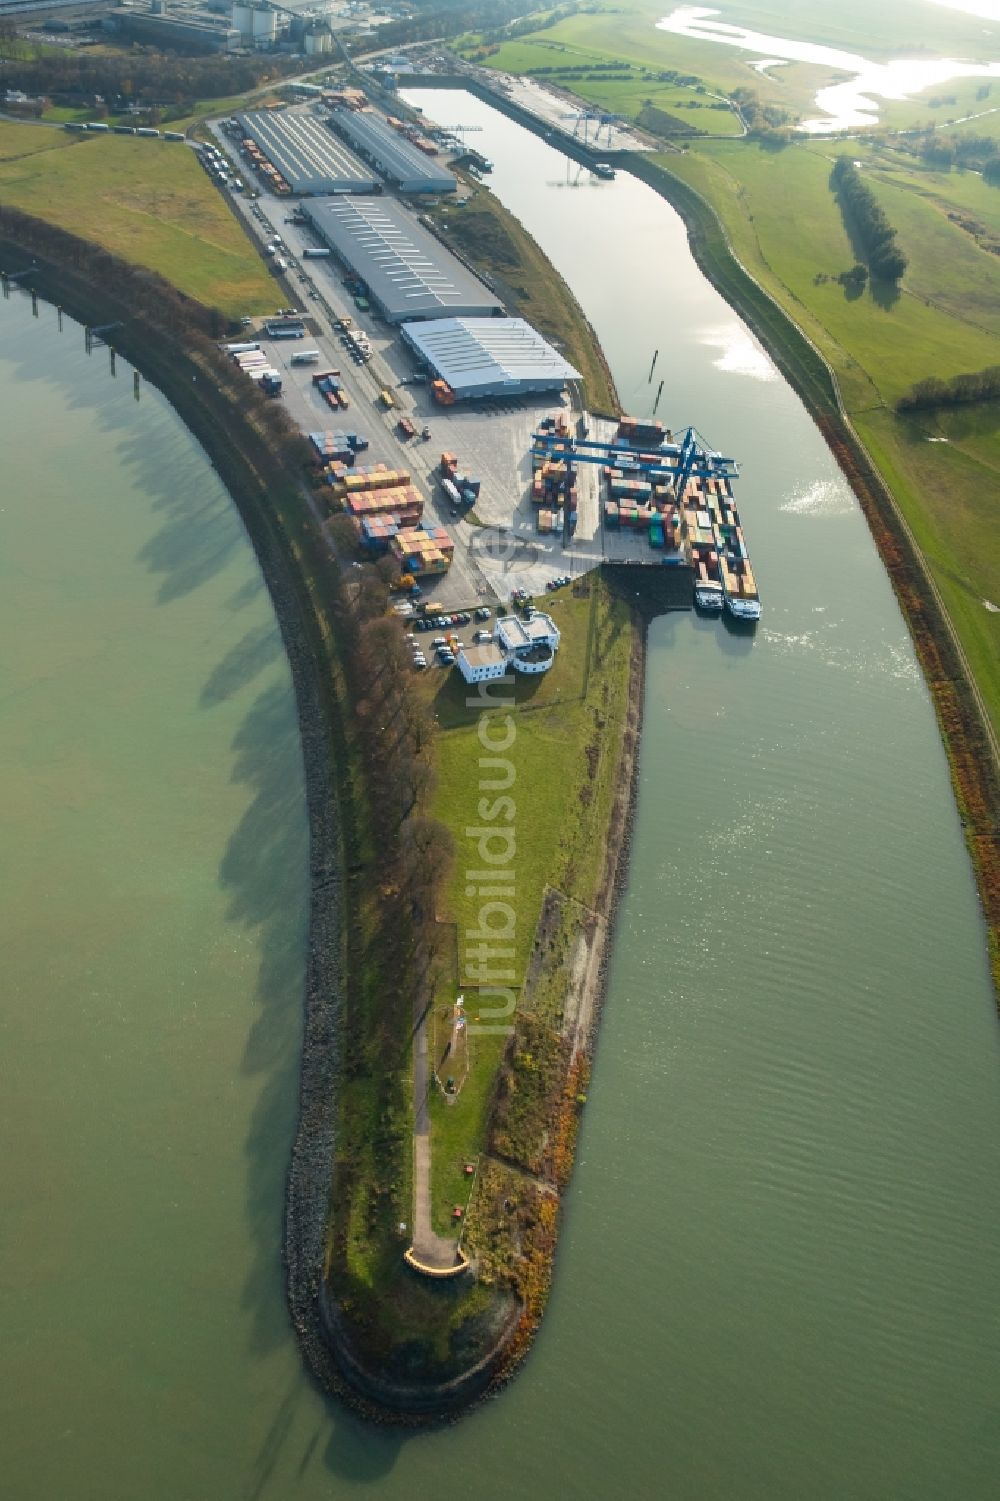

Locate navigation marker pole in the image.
[133,370,141,403]
[652,378,664,415]
[648,349,658,383]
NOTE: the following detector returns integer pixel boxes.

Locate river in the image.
[2,83,999,1498]
[657,6,1000,132]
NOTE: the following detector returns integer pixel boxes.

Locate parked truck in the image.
[398,415,416,439]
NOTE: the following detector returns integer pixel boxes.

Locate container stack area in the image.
[389,524,455,577]
[602,415,681,549]
[529,412,579,537]
[309,430,369,466]
[528,415,758,615]
[318,459,450,573]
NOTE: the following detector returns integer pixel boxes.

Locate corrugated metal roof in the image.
[238,110,377,194]
[329,109,456,192]
[299,200,501,322]
[400,318,580,396]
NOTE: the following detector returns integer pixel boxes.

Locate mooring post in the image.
[109,347,116,377]
[31,290,38,318]
[57,305,63,332]
[133,369,141,402]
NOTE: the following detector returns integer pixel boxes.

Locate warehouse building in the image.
[328,109,457,194]
[298,199,502,323]
[400,317,580,401]
[238,111,378,196]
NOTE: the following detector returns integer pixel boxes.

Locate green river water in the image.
[2,87,1000,1500]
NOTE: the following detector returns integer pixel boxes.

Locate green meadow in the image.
[0,123,275,317]
[421,578,633,1229]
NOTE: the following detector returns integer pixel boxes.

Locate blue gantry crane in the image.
[531,426,738,493]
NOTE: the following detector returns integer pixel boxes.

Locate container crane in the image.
[559,111,625,148]
[531,426,738,488]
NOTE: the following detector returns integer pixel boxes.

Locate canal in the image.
[1,81,998,1498]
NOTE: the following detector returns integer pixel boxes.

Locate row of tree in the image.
[896,364,1000,412]
[830,156,908,283]
[0,41,300,114]
[358,0,539,51]
[912,129,999,175]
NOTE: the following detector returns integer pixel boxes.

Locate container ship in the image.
[678,472,761,620]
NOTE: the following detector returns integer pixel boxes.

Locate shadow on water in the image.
[214,679,310,1359]
[201,622,284,708]
[136,473,245,606]
[322,1419,404,1484]
[1,295,244,606]
[216,673,417,1491]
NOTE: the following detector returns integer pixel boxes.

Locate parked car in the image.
[456,611,471,625]
[431,637,448,648]
[473,629,492,644]
[474,606,491,621]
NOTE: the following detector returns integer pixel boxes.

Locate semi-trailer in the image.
[290,350,321,365]
[303,247,331,259]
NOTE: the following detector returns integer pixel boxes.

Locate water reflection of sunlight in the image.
[699,323,777,381]
[658,7,1000,132]
[779,479,853,517]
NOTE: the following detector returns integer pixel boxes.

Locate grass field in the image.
[0,123,275,317]
[422,576,633,1229]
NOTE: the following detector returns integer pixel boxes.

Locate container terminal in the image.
[206,99,760,624]
[531,413,760,620]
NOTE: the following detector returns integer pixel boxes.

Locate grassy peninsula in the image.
[0,94,647,1410]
